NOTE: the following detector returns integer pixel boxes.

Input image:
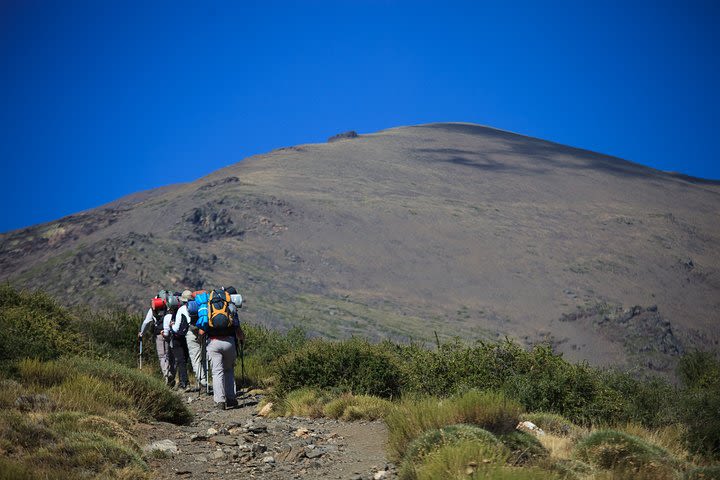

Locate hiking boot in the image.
[225,398,238,409]
[214,402,226,411]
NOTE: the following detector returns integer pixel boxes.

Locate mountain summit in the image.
[2,123,719,372]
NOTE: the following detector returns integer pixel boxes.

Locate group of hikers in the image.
[138,287,245,410]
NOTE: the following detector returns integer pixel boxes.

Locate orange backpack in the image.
[208,289,233,330]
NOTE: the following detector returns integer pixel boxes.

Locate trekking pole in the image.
[139,337,143,370]
[197,335,202,397]
[240,341,245,392]
[205,336,210,395]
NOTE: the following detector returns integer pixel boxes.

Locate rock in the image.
[374,471,389,480]
[517,421,545,437]
[190,433,208,442]
[251,443,267,455]
[207,427,218,436]
[212,435,238,446]
[278,445,305,463]
[305,445,325,459]
[143,439,179,456]
[257,402,273,417]
[249,425,268,434]
[295,427,310,438]
[262,456,276,464]
[210,449,225,460]
[327,130,359,143]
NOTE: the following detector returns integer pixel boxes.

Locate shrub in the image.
[386,390,523,460]
[573,429,677,475]
[400,424,503,479]
[413,440,550,480]
[274,337,402,398]
[78,307,144,367]
[499,431,548,466]
[244,324,306,366]
[677,350,720,459]
[394,339,533,395]
[0,284,84,362]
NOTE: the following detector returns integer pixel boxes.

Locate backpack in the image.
[151,297,167,334]
[167,295,181,312]
[195,290,236,336]
[187,300,199,323]
[208,289,233,330]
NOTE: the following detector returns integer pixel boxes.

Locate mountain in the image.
[2,123,719,373]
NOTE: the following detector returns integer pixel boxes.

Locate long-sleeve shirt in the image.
[164,304,190,337]
[139,308,155,335]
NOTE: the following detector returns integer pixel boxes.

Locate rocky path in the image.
[139,391,398,479]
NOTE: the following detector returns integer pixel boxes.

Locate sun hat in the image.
[181,290,194,303]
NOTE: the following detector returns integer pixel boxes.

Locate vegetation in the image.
[2,284,720,479]
[0,284,191,479]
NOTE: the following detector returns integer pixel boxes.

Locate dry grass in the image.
[538,434,575,460]
[323,393,393,421]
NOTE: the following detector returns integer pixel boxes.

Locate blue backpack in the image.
[194,292,209,330]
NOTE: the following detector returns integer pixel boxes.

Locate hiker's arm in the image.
[162,314,173,337]
[139,309,153,337]
[172,307,187,334]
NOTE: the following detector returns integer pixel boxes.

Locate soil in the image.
[138,390,397,480]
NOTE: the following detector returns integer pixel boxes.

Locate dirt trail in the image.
[138,391,397,479]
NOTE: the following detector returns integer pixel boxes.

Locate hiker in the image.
[196,288,244,410]
[185,290,209,392]
[138,290,175,386]
[166,291,192,391]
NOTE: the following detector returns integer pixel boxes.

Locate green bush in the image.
[678,351,720,459]
[0,284,84,362]
[400,424,503,479]
[394,339,534,395]
[412,440,548,480]
[78,307,144,367]
[244,324,306,366]
[274,337,402,398]
[386,390,523,460]
[573,429,676,473]
[499,431,548,466]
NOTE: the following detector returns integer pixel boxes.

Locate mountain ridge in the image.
[2,122,719,375]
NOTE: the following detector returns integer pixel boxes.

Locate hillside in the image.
[2,123,719,373]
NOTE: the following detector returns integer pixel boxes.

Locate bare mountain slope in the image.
[2,123,719,372]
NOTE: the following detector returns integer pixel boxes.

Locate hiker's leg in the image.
[155,334,171,378]
[173,338,188,387]
[207,340,226,403]
[167,340,176,383]
[186,330,205,384]
[221,340,238,403]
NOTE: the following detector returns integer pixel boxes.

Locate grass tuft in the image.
[323,393,393,421]
[386,390,523,460]
[573,429,678,477]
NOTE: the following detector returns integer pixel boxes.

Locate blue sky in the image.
[1,1,718,233]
